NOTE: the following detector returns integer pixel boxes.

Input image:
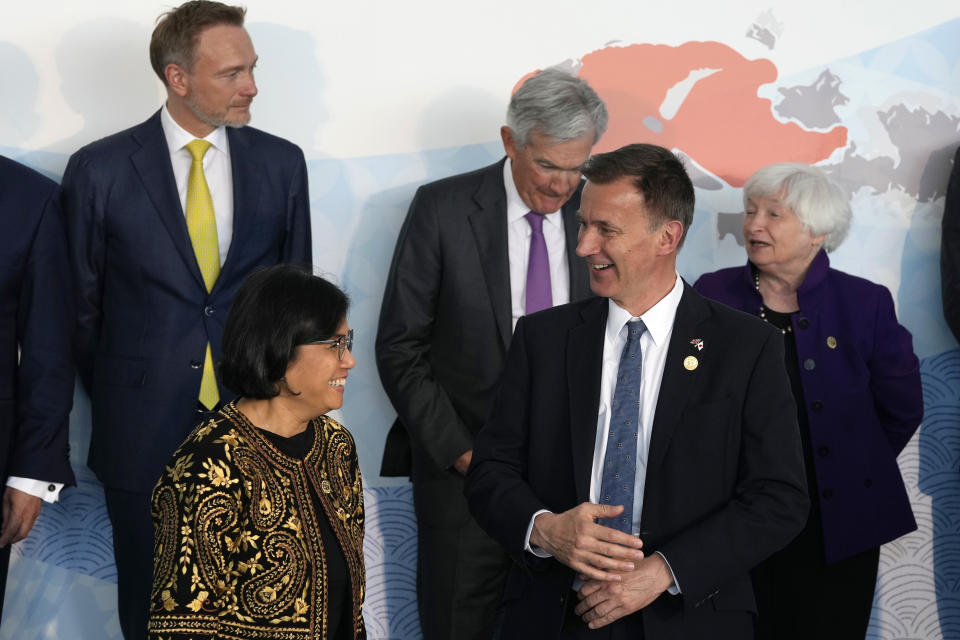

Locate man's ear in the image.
[659,220,684,255]
[165,63,189,97]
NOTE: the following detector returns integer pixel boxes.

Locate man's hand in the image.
[453,449,473,475]
[530,503,643,581]
[574,553,673,629]
[0,487,43,547]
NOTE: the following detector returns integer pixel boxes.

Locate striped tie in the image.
[185,139,220,410]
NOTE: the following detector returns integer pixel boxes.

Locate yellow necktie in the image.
[185,139,220,409]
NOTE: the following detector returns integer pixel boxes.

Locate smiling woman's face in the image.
[283,318,355,416]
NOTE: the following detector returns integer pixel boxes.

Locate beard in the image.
[185,93,251,129]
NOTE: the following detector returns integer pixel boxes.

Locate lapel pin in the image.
[689,338,704,351]
[826,336,837,349]
[683,356,699,371]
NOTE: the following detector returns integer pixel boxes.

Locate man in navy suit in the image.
[0,156,76,621]
[61,2,311,638]
[466,145,808,639]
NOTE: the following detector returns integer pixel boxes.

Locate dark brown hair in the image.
[149,0,246,84]
[582,143,695,246]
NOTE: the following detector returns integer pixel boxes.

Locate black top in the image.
[262,424,351,640]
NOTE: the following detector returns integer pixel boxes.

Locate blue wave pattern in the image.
[865,349,960,640]
[15,465,115,581]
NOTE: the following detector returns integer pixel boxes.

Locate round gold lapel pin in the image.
[683,356,698,371]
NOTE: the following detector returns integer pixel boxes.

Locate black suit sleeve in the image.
[280,147,312,265]
[376,186,474,471]
[658,328,808,605]
[465,316,546,562]
[942,147,960,342]
[10,182,76,485]
[61,150,104,393]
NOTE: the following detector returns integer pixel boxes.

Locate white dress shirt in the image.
[160,104,234,265]
[504,159,570,329]
[525,275,685,592]
[6,476,62,502]
[589,275,683,532]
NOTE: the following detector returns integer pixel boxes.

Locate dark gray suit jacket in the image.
[376,158,591,480]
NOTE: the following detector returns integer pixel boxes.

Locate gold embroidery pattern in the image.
[148,403,366,639]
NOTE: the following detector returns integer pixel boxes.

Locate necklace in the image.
[754,270,792,335]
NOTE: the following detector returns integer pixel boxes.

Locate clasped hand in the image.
[530,502,643,581]
[574,553,673,629]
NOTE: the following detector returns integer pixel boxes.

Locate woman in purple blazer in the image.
[694,163,923,639]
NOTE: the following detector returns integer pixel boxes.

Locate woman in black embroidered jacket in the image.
[149,265,365,639]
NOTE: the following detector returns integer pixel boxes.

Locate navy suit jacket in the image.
[62,112,311,492]
[0,156,75,489]
[466,287,809,639]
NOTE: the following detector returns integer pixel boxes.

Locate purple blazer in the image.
[694,250,922,563]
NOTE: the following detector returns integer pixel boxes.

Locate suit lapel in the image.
[567,298,607,504]
[467,160,512,352]
[218,127,262,291]
[645,283,712,480]
[129,112,206,291]
[561,190,590,301]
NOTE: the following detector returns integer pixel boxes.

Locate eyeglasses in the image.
[303,329,354,360]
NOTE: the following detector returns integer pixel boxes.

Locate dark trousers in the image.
[560,601,645,640]
[413,471,511,640]
[0,542,9,623]
[753,503,881,640]
[105,486,154,640]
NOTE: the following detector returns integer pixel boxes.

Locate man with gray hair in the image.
[377,68,607,639]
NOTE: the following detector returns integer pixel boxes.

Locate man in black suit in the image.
[0,156,76,620]
[466,144,809,639]
[61,3,310,638]
[376,68,607,639]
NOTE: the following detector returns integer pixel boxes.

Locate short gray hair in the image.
[506,67,608,148]
[743,163,851,252]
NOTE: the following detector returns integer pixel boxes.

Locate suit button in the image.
[822,488,834,499]
[803,358,816,370]
[798,318,810,329]
[204,305,215,316]
[811,401,823,411]
[864,478,873,488]
[818,446,829,457]
[190,360,202,369]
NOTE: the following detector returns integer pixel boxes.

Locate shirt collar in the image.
[160,103,229,157]
[606,273,684,347]
[503,157,563,230]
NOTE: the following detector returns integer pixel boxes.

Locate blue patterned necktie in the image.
[598,319,646,533]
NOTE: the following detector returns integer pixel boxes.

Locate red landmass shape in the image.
[523,42,847,188]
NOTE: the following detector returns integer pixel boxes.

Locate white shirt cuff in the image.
[654,551,681,594]
[6,476,64,503]
[524,509,553,557]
